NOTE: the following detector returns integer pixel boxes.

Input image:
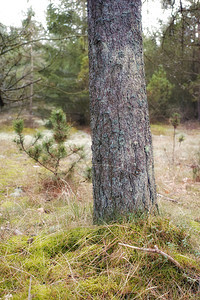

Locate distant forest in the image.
[0,0,199,123]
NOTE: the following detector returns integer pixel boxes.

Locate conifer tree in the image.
[87,0,157,223]
[13,109,84,177]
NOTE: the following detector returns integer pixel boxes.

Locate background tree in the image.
[87,0,157,223]
[160,0,200,120]
[21,8,44,115]
[147,66,174,120]
[1,0,199,123]
[39,0,90,124]
[0,10,45,112]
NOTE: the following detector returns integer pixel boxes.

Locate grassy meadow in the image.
[0,112,200,299]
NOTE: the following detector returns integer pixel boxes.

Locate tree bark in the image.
[87,0,157,223]
[198,21,200,122]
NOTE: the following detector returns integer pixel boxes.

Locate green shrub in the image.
[13,109,85,177]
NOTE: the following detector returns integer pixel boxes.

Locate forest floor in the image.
[0,112,200,299]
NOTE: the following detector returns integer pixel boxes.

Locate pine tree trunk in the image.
[198,21,200,122]
[87,0,157,223]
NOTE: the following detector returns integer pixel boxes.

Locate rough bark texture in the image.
[87,0,157,223]
[198,21,200,122]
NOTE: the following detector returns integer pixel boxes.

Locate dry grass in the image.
[152,124,200,249]
[0,123,93,240]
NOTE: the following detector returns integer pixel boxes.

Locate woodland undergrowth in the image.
[0,118,200,299]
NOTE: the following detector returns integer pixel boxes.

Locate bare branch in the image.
[0,35,87,56]
[7,71,33,90]
[119,243,182,269]
[3,78,41,91]
[119,243,200,283]
[157,193,180,203]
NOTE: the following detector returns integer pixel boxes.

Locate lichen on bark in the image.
[87,0,157,223]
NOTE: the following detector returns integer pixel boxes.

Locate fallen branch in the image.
[157,193,180,204]
[119,243,182,269]
[119,243,200,283]
[28,276,32,300]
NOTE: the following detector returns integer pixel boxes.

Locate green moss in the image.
[174,253,200,270]
[29,227,91,258]
[0,218,199,299]
[0,125,14,133]
[79,275,118,298]
[145,218,189,249]
[14,284,52,300]
[151,124,169,135]
[12,283,72,300]
[190,220,200,231]
[0,235,29,254]
[24,254,49,276]
[0,125,44,135]
[29,233,68,258]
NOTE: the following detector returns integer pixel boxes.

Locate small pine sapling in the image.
[170,113,181,164]
[178,134,185,146]
[13,109,85,177]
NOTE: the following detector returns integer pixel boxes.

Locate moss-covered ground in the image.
[0,113,200,299]
[1,218,200,299]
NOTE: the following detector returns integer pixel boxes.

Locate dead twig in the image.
[119,243,182,269]
[119,243,200,284]
[28,276,32,300]
[157,193,180,204]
